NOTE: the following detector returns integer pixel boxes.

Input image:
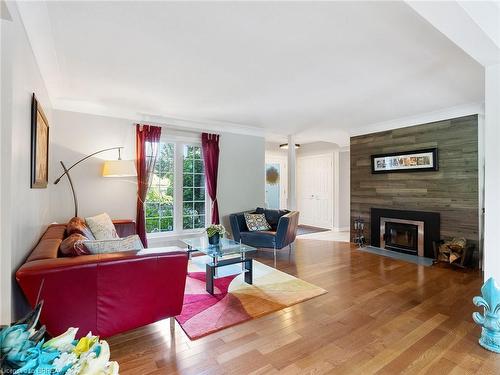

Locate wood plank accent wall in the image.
[350,115,479,246]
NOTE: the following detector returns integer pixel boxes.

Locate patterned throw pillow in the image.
[78,235,144,254]
[60,233,91,257]
[85,213,118,240]
[66,217,95,239]
[244,212,271,231]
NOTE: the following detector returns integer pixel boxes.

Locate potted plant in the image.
[206,224,225,245]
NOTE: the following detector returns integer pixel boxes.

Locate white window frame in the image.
[147,133,210,239]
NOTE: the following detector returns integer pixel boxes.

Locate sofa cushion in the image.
[85,213,118,240]
[244,213,271,231]
[60,233,91,257]
[26,224,66,263]
[256,207,289,229]
[80,234,144,254]
[26,239,61,263]
[66,217,95,239]
[41,224,68,240]
[113,220,137,238]
[240,230,276,248]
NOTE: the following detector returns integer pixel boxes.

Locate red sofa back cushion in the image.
[26,224,65,263]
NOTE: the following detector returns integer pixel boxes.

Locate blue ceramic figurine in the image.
[473,277,500,353]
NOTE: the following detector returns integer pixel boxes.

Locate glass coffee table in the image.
[182,237,256,295]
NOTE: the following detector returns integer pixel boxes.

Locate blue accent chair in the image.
[229,208,300,267]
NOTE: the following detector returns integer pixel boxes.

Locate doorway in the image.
[265,155,287,209]
[297,153,334,229]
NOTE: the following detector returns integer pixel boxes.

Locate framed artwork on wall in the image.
[371,148,438,174]
[30,93,49,188]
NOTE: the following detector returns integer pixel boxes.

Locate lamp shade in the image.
[102,160,137,177]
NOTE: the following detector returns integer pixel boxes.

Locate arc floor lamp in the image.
[54,147,136,217]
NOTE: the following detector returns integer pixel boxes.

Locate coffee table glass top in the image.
[182,237,256,258]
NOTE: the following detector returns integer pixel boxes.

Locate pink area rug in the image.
[175,259,327,340]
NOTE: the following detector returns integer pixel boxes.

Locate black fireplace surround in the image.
[371,208,440,258]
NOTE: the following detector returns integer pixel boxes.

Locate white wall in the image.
[297,142,339,157]
[1,2,53,322]
[265,142,287,156]
[50,110,136,223]
[213,133,266,235]
[51,110,265,239]
[338,151,350,229]
[484,63,500,282]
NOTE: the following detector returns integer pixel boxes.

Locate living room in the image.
[1,1,500,374]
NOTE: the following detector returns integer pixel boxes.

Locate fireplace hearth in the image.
[371,208,439,258]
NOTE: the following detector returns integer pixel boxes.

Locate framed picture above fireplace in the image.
[371,148,438,174]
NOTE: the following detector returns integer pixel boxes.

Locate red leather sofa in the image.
[16,220,188,338]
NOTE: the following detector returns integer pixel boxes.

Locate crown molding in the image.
[139,112,265,138]
[52,101,266,138]
[350,102,484,137]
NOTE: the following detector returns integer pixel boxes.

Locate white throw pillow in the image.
[78,235,143,254]
[85,213,118,240]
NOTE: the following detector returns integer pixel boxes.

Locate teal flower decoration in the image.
[0,325,34,361]
[1,302,119,374]
[12,341,59,374]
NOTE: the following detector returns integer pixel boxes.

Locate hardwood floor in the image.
[107,239,499,374]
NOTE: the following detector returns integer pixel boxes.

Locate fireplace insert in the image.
[384,222,418,253]
[380,217,425,256]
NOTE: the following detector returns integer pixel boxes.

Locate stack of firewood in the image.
[438,237,467,264]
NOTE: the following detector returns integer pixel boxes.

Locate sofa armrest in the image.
[275,211,300,249]
[229,212,249,241]
[113,219,136,238]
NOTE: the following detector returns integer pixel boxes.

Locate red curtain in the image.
[136,124,162,247]
[201,133,220,224]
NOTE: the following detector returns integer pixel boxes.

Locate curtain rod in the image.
[137,122,220,136]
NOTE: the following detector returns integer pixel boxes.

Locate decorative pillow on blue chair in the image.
[256,207,289,229]
[244,213,271,231]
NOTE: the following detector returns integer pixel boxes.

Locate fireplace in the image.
[371,208,439,258]
[380,218,424,256]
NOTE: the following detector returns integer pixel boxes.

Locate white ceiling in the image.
[19,1,485,146]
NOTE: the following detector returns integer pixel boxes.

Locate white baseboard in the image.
[333,226,350,232]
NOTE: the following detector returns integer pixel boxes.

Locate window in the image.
[146,143,175,233]
[182,145,205,229]
[145,139,207,235]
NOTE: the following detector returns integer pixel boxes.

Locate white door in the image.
[297,154,334,229]
[265,154,287,209]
